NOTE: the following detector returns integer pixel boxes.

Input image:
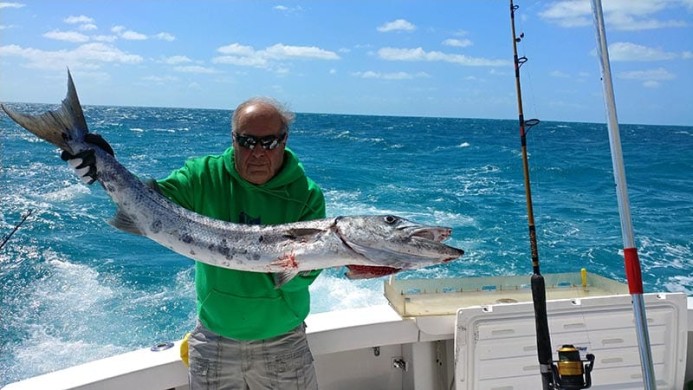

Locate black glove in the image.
[60,134,114,185]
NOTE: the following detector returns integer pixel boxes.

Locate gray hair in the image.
[231,97,295,134]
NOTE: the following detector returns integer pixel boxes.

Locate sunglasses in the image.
[233,132,287,150]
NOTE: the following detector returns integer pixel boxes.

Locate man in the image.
[67,97,325,389]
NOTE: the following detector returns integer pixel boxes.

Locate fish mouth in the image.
[333,216,464,268]
[408,226,462,262]
[409,227,452,243]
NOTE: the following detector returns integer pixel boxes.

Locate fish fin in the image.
[109,179,161,235]
[273,270,299,289]
[344,265,401,280]
[108,207,144,236]
[343,241,410,267]
[1,69,87,154]
[283,228,323,242]
[143,178,162,193]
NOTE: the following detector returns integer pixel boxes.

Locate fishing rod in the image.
[510,2,594,389]
[509,2,552,388]
[0,209,33,251]
[589,0,655,387]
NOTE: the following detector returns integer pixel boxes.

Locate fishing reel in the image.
[551,345,595,389]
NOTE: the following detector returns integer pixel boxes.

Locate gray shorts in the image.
[188,322,318,390]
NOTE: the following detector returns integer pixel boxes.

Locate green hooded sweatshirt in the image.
[156,147,326,340]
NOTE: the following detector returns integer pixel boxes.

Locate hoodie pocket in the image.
[199,289,301,340]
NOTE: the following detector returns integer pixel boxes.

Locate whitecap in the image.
[310,273,387,313]
[41,183,90,202]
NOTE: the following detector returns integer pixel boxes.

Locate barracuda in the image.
[1,71,464,286]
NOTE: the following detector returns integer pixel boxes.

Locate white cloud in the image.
[539,0,688,31]
[79,24,98,31]
[121,30,147,40]
[352,71,430,80]
[264,43,339,60]
[142,75,179,83]
[111,25,147,40]
[378,47,508,67]
[213,42,339,69]
[92,35,117,43]
[377,19,416,32]
[642,80,661,88]
[0,43,143,70]
[213,55,268,68]
[608,42,677,61]
[618,67,675,88]
[155,32,175,41]
[273,5,302,13]
[64,15,94,24]
[76,42,143,63]
[538,0,591,27]
[618,67,675,81]
[173,65,217,74]
[442,38,473,48]
[43,30,90,43]
[163,55,192,65]
[0,2,24,9]
[274,67,290,76]
[217,43,256,56]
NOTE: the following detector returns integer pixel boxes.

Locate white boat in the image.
[3,271,691,389]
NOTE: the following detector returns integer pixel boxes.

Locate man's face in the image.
[233,102,286,185]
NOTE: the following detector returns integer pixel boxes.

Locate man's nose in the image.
[250,146,267,158]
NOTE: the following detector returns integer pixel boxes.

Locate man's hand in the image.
[61,149,98,184]
[60,134,114,185]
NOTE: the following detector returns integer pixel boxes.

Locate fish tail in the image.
[1,69,88,155]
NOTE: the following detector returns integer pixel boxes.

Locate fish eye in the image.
[383,215,398,225]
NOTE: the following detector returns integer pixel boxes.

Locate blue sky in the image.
[1,0,691,126]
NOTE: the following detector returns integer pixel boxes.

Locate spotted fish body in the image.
[1,71,464,284]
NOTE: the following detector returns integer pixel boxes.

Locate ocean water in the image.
[1,105,691,385]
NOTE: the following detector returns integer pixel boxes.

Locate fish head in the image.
[334,215,464,269]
